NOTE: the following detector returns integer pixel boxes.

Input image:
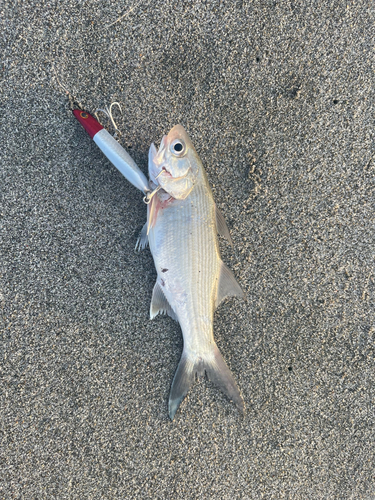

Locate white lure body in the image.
[93,129,150,194]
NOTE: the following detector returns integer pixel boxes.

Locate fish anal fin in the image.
[215,261,243,308]
[135,222,148,251]
[215,205,233,247]
[150,282,178,321]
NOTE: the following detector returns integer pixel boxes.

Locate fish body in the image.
[144,125,244,419]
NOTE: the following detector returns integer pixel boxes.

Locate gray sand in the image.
[1,1,374,498]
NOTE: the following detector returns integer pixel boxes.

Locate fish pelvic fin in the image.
[168,344,245,420]
[135,222,148,251]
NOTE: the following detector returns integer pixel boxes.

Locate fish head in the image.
[148,125,200,200]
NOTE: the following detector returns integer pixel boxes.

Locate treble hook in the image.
[95,102,122,138]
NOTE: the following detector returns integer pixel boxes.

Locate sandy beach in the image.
[1,1,374,498]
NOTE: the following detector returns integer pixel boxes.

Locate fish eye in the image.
[170,140,185,156]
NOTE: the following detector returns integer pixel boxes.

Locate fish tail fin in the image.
[168,344,245,420]
[205,343,245,416]
[169,352,196,420]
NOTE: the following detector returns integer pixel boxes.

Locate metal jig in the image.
[95,102,122,139]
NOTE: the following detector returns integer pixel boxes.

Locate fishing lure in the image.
[73,104,150,196]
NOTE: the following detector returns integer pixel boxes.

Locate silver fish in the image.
[137,125,245,419]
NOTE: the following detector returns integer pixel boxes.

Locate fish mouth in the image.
[158,166,190,181]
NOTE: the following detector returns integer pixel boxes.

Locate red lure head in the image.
[72,109,103,139]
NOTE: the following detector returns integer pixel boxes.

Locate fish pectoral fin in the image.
[215,205,233,247]
[215,261,244,308]
[147,190,160,235]
[135,222,149,251]
[150,282,178,321]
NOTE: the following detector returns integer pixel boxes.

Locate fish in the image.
[138,125,245,419]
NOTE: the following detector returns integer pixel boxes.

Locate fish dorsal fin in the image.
[135,222,148,251]
[215,261,243,308]
[215,205,233,247]
[150,282,178,322]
